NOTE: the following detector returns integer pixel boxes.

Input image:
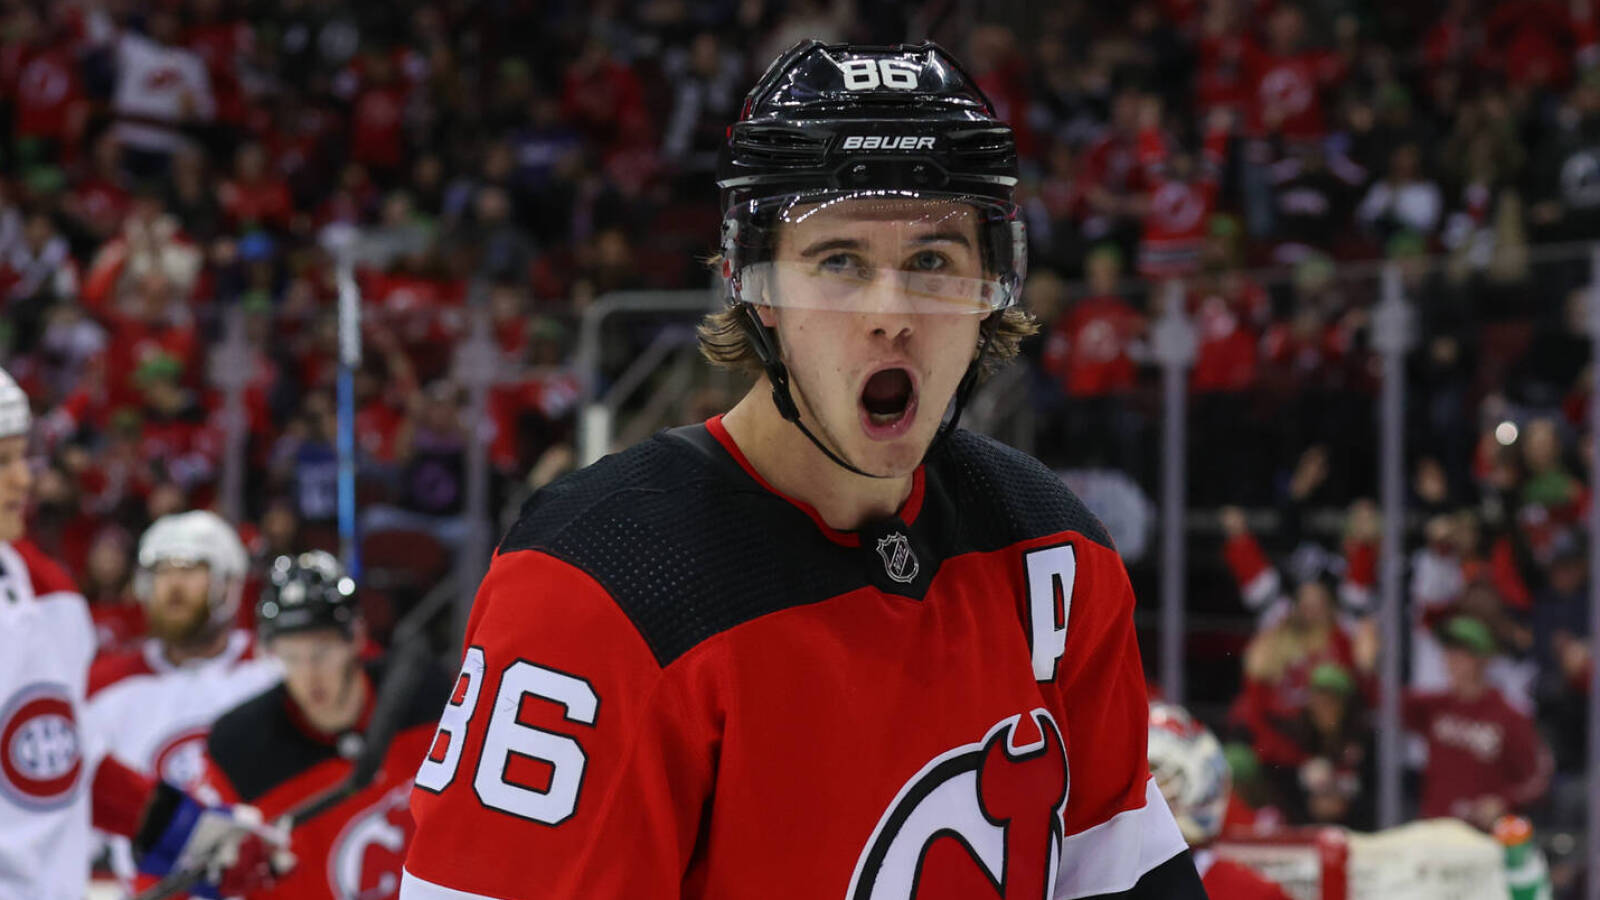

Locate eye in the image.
[906,250,948,273]
[818,252,865,275]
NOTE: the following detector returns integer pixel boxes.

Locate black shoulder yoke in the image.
[497,426,1114,668]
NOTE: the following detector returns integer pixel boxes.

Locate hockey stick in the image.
[133,637,435,900]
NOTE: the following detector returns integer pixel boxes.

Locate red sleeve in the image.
[1046,538,1190,898]
[88,648,155,698]
[91,754,157,836]
[1340,538,1376,612]
[403,550,717,898]
[14,538,81,595]
[1223,533,1280,611]
[1498,705,1552,810]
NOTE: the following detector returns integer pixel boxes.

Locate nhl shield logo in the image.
[875,532,919,584]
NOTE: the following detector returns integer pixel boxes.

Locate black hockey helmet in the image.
[257,550,358,640]
[715,41,1026,477]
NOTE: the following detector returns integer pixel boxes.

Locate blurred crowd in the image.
[1,0,1599,876]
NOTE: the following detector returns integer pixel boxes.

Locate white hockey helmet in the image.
[136,510,250,629]
[1148,701,1231,846]
[0,366,30,439]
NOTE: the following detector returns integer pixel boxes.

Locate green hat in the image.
[1308,662,1355,695]
[1293,252,1335,293]
[1086,243,1124,271]
[134,353,184,385]
[1439,615,1497,657]
[1385,230,1427,260]
[1223,742,1260,783]
[1208,214,1241,240]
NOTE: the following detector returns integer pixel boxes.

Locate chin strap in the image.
[736,305,997,481]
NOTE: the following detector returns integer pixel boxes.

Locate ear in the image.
[755,303,779,329]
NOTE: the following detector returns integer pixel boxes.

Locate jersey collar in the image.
[704,414,926,548]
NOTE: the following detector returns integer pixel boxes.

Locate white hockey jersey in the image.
[0,539,101,900]
[87,630,281,791]
[88,628,281,886]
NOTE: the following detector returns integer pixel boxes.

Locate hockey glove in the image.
[133,781,295,897]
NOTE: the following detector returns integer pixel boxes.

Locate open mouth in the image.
[859,367,917,438]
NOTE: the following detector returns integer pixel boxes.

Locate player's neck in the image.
[161,628,230,666]
[721,390,912,532]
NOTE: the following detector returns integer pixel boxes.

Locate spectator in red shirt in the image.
[0,4,88,159]
[1194,0,1260,125]
[1043,245,1145,398]
[60,133,133,249]
[561,37,652,167]
[1405,616,1553,830]
[131,353,222,502]
[346,48,411,184]
[1134,110,1227,280]
[1246,3,1347,141]
[218,142,294,234]
[1040,245,1148,470]
[1078,87,1148,249]
[100,269,199,410]
[183,0,254,131]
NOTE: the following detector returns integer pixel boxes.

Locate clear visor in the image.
[723,190,1024,315]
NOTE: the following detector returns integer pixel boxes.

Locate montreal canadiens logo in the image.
[0,682,83,810]
[327,782,414,900]
[848,709,1068,900]
[152,726,211,790]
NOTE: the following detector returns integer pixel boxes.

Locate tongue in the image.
[862,369,912,415]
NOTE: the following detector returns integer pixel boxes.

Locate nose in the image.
[859,269,917,342]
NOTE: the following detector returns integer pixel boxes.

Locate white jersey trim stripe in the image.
[1053,778,1189,898]
[400,868,506,900]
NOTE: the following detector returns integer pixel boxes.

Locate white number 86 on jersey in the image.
[414,648,599,825]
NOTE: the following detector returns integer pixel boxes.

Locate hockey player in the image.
[200,551,451,899]
[88,510,284,888]
[0,366,287,900]
[402,41,1203,899]
[1149,702,1295,900]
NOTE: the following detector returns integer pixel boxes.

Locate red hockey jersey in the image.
[401,419,1198,899]
[200,659,452,900]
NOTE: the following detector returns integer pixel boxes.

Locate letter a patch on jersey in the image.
[847,709,1068,900]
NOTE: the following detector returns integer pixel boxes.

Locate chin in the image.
[849,428,936,478]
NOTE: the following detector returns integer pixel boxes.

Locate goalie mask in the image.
[135,510,249,631]
[717,40,1025,477]
[1148,701,1231,846]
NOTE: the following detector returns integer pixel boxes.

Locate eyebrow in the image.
[797,231,973,258]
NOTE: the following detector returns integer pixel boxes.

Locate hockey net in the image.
[1212,819,1509,900]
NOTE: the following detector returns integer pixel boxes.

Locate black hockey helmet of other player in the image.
[257,550,358,641]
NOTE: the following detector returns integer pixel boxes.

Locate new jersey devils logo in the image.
[0,682,83,811]
[848,709,1068,900]
[327,783,414,900]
